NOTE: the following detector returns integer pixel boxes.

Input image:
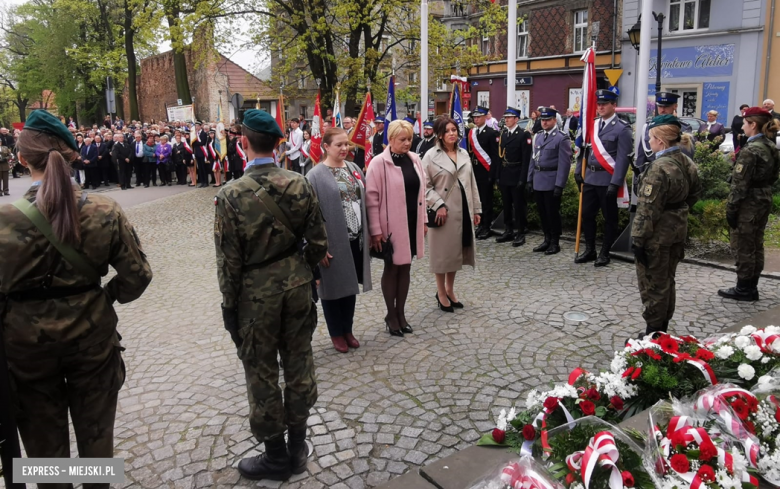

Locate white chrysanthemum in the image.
[772,341,780,354]
[758,375,773,386]
[765,325,780,334]
[740,325,757,335]
[506,406,517,424]
[610,353,628,374]
[744,345,763,361]
[738,363,755,381]
[734,335,751,349]
[495,408,507,431]
[526,389,540,409]
[716,345,735,359]
[762,356,771,363]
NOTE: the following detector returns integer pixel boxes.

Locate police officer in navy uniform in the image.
[372,117,385,158]
[495,107,532,246]
[415,121,436,159]
[468,106,500,239]
[528,107,573,255]
[574,89,633,266]
[635,92,693,178]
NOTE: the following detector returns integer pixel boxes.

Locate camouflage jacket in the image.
[214,163,328,311]
[631,148,701,248]
[727,136,780,213]
[0,186,153,359]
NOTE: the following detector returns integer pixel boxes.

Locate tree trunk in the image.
[167,13,192,105]
[125,2,139,120]
[15,96,27,122]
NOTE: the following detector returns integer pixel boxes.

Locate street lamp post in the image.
[627,12,665,116]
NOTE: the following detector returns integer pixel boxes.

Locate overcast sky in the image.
[2,0,262,74]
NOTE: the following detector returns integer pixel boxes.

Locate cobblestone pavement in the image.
[56,188,780,488]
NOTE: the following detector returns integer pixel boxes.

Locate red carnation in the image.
[681,335,699,344]
[697,464,716,482]
[775,407,780,424]
[544,397,560,411]
[730,399,750,421]
[631,367,642,380]
[646,350,662,360]
[673,352,692,363]
[585,388,601,401]
[745,420,756,434]
[659,335,679,353]
[522,425,536,441]
[670,454,690,473]
[746,395,758,412]
[492,428,505,444]
[580,400,596,416]
[565,473,576,485]
[610,396,625,411]
[621,471,635,487]
[695,348,715,361]
[671,430,688,449]
[622,367,634,378]
[698,440,717,462]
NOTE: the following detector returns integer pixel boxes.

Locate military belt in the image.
[4,283,100,302]
[502,160,522,167]
[534,165,557,172]
[588,164,608,172]
[242,245,300,272]
[664,202,685,211]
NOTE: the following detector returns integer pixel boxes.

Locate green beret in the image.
[24,110,78,151]
[242,109,284,138]
[649,114,681,130]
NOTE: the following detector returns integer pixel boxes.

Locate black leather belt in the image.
[502,161,522,167]
[664,202,685,211]
[242,245,300,272]
[535,165,557,171]
[3,283,100,302]
[588,164,607,172]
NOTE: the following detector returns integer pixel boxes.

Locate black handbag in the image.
[369,161,395,263]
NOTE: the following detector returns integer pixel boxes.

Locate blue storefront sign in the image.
[701,82,730,124]
[649,44,735,78]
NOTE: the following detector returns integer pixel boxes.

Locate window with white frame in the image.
[573,10,588,53]
[517,19,528,58]
[436,78,448,92]
[298,75,305,90]
[669,0,710,32]
[482,35,490,56]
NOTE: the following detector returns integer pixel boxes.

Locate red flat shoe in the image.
[345,333,360,349]
[331,336,348,353]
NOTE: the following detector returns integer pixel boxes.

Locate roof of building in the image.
[28,90,58,110]
[216,56,276,101]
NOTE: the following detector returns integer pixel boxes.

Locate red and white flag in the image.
[350,91,376,168]
[364,95,376,168]
[580,47,597,147]
[237,140,247,170]
[309,91,323,163]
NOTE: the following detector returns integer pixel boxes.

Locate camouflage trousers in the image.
[730,205,771,280]
[238,284,318,443]
[8,335,125,489]
[635,242,685,332]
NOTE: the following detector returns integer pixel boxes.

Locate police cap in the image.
[595,89,618,103]
[24,109,78,151]
[472,106,489,116]
[655,92,680,107]
[242,109,284,138]
[538,107,558,120]
[503,107,521,118]
[423,121,434,128]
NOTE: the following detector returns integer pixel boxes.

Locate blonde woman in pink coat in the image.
[366,120,428,337]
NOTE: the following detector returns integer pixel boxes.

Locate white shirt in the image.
[134,140,143,157]
[286,127,303,159]
[505,125,518,135]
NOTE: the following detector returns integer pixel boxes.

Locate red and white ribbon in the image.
[572,431,623,489]
[468,129,492,172]
[591,122,629,208]
[695,388,760,468]
[237,141,247,170]
[752,329,779,354]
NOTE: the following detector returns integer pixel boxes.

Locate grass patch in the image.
[765,215,780,249]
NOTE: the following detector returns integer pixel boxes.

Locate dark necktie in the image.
[544,132,548,141]
[600,120,605,132]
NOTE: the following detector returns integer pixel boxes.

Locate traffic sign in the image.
[604,69,623,87]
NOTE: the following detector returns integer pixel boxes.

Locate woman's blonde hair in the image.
[649,124,693,154]
[388,120,414,142]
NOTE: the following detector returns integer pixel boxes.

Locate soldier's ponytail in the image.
[745,115,779,142]
[15,130,81,245]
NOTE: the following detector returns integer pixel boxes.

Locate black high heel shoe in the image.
[401,323,413,334]
[435,293,454,313]
[447,295,464,309]
[385,319,404,337]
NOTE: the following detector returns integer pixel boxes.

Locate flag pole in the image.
[574,39,597,258]
[420,0,428,125]
[507,0,517,112]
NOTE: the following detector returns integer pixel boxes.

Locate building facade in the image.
[621,0,767,126]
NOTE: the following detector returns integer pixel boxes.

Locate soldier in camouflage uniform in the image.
[719,107,780,301]
[214,109,328,481]
[0,138,11,196]
[0,110,152,488]
[631,115,701,337]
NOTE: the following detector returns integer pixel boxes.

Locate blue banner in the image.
[383,76,397,146]
[701,82,730,125]
[649,44,734,79]
[450,84,467,150]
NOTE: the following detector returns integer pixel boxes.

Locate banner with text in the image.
[649,44,734,79]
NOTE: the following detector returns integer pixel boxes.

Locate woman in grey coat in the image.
[306,128,372,353]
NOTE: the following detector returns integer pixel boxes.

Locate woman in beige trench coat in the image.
[422,117,482,312]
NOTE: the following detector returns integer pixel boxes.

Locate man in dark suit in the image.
[467,105,501,239]
[763,99,780,122]
[371,118,385,158]
[495,107,532,247]
[415,121,436,159]
[574,89,633,267]
[111,133,133,190]
[194,123,211,187]
[80,137,99,189]
[731,104,749,153]
[94,135,112,186]
[562,109,579,139]
[130,132,145,187]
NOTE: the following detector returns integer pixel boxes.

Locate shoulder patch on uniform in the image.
[735,163,744,173]
[643,184,653,196]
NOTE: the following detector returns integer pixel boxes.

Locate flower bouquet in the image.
[544,416,653,489]
[645,400,759,489]
[704,325,780,385]
[468,456,564,489]
[750,371,780,485]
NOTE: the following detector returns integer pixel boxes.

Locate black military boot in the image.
[545,236,561,255]
[237,435,292,481]
[287,424,309,475]
[717,279,759,302]
[574,242,597,264]
[752,277,761,301]
[594,247,611,267]
[512,232,526,247]
[533,234,551,252]
[496,228,514,243]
